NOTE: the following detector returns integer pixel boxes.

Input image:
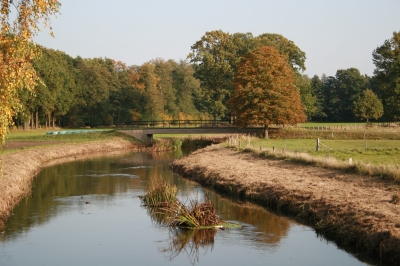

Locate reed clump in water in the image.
[167,199,222,228]
[140,178,223,229]
[140,177,178,207]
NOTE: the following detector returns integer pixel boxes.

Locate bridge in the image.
[116,120,265,144]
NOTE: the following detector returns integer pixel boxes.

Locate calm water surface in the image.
[0,150,379,265]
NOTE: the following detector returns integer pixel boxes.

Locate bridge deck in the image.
[117,127,265,144]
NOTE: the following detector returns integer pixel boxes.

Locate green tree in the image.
[322,68,368,121]
[372,31,400,120]
[254,33,306,72]
[310,75,327,120]
[188,30,235,120]
[139,62,163,120]
[228,46,306,129]
[295,74,316,120]
[353,89,383,123]
[152,58,179,119]
[171,60,201,119]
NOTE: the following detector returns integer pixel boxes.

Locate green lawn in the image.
[249,138,400,165]
[6,128,128,142]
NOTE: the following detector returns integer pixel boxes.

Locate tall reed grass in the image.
[140,178,223,228]
[140,177,178,207]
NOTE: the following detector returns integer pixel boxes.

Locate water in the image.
[0,150,378,265]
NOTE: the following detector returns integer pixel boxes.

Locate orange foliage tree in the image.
[0,0,60,145]
[228,46,306,129]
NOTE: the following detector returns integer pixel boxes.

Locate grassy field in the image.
[248,138,400,165]
[5,125,400,167]
[6,128,117,141]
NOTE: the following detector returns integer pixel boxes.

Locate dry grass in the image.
[140,177,178,207]
[167,199,222,228]
[172,144,400,264]
[225,135,400,182]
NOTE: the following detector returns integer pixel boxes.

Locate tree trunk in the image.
[52,116,56,128]
[35,110,39,129]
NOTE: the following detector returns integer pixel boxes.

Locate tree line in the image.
[15,47,204,128]
[13,30,400,129]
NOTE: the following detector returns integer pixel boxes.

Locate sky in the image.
[34,0,400,78]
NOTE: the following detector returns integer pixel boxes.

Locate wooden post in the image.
[331,131,334,139]
[272,146,276,152]
[349,158,353,165]
[316,138,320,152]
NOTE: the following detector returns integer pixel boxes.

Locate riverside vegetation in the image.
[140,176,225,229]
[171,136,400,264]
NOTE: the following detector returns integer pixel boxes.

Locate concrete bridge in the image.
[117,127,265,144]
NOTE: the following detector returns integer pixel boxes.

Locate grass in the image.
[246,138,400,166]
[299,122,398,127]
[7,128,117,141]
[140,178,225,229]
[226,140,400,181]
[167,199,223,228]
[140,177,178,207]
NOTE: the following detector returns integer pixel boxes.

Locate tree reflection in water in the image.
[159,227,216,265]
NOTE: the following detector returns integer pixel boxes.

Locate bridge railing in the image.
[116,120,233,129]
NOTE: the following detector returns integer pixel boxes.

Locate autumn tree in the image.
[0,0,60,145]
[353,89,383,123]
[372,31,400,120]
[228,46,306,129]
[189,31,308,121]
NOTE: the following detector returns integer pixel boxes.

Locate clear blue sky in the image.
[34,0,400,78]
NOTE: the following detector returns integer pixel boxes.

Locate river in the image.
[0,150,379,265]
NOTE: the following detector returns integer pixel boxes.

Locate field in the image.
[2,128,139,153]
[4,124,400,167]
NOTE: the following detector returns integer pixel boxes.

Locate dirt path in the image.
[172,144,400,265]
[0,137,146,228]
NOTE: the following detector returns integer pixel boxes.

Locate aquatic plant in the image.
[140,177,178,207]
[167,199,222,228]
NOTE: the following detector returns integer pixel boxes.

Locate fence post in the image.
[316,138,320,151]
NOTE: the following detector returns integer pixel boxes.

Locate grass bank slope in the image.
[172,144,400,265]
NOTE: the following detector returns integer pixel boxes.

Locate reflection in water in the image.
[207,191,291,247]
[0,150,373,266]
[159,228,216,265]
[1,150,185,241]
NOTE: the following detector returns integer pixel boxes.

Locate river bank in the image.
[171,144,400,265]
[0,137,147,227]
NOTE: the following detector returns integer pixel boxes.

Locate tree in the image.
[353,89,383,123]
[171,60,201,119]
[189,31,308,121]
[310,75,327,120]
[295,74,316,120]
[322,68,368,121]
[372,31,400,120]
[188,30,236,120]
[254,33,306,72]
[227,46,306,128]
[0,0,60,145]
